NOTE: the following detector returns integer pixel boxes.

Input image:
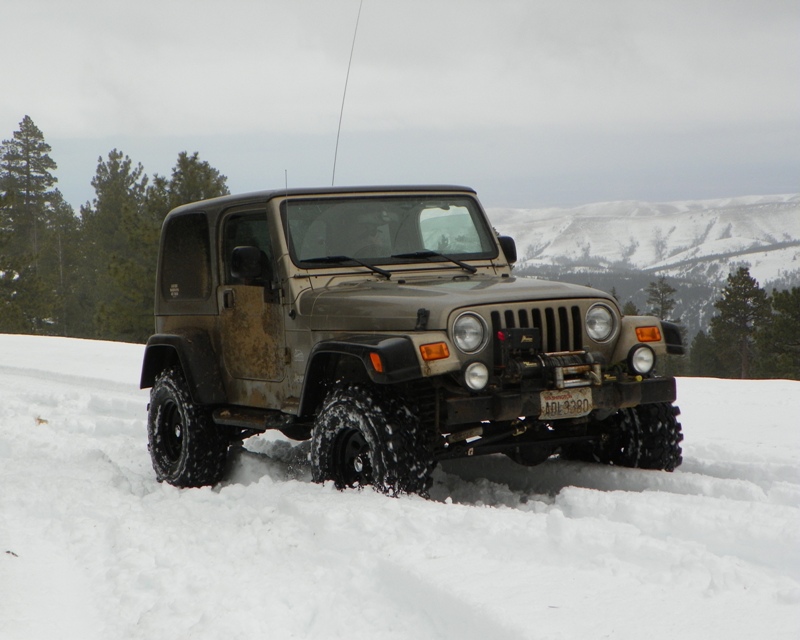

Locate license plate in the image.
[539,387,593,420]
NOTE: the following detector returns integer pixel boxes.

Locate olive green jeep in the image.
[140,185,684,493]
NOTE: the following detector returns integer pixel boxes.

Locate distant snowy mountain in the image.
[487,194,800,338]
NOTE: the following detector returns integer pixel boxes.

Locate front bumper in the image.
[445,376,677,426]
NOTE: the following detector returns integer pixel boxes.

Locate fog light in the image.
[628,345,655,375]
[464,362,489,390]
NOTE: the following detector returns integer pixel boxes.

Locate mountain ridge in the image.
[487,193,800,339]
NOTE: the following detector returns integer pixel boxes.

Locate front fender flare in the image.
[298,335,422,417]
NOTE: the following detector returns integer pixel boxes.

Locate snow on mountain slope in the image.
[488,194,800,286]
[0,335,798,640]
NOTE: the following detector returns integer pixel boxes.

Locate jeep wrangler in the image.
[140,185,683,494]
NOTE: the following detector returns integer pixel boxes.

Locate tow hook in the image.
[511,420,529,437]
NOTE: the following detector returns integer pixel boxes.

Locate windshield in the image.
[282,195,497,268]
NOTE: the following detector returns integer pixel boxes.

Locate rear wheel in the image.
[311,383,434,496]
[147,366,229,487]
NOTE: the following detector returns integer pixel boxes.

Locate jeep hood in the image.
[297,275,615,331]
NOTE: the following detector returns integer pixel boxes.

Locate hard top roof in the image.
[166,184,478,218]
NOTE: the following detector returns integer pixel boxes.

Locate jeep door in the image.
[217,206,286,397]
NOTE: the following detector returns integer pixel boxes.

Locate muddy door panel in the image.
[218,285,285,383]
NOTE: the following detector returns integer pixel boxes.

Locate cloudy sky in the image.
[3,0,798,208]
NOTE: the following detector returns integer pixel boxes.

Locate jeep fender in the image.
[140,330,227,405]
[298,335,422,417]
[612,316,673,364]
[661,321,685,355]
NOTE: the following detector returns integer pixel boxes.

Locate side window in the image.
[223,212,272,285]
[161,213,211,300]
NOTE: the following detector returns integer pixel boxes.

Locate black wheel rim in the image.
[332,428,373,488]
[159,399,184,464]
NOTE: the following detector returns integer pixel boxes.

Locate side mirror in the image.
[498,235,517,265]
[231,246,269,281]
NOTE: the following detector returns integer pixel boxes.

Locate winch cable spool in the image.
[332,0,364,186]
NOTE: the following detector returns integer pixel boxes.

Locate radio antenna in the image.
[331,0,364,186]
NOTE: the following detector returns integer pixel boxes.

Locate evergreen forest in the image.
[0,116,228,343]
[1,116,797,379]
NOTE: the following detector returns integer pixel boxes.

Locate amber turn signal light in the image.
[635,326,662,342]
[369,352,384,373]
[420,342,450,361]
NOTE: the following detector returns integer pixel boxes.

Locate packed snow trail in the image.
[0,335,798,639]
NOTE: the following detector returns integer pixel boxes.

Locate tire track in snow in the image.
[0,363,144,396]
[427,453,800,600]
[0,363,147,437]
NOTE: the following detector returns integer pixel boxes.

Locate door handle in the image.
[223,289,235,309]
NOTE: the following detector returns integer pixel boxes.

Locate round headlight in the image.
[628,345,655,375]
[464,362,489,390]
[586,304,616,342]
[452,313,488,353]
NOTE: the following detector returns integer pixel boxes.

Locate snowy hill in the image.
[487,194,800,337]
[488,194,800,284]
[1,334,798,639]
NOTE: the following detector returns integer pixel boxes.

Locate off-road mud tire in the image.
[310,383,434,496]
[632,402,683,471]
[147,366,229,487]
[589,402,683,471]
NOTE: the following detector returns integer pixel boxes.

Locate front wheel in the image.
[147,366,229,487]
[595,402,683,471]
[568,402,683,471]
[310,384,434,496]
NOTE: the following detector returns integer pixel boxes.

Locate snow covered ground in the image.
[1,334,798,639]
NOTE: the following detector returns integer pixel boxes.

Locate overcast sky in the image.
[3,0,798,208]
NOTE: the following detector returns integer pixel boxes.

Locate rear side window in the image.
[160,213,211,300]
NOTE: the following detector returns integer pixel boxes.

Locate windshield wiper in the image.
[303,255,392,279]
[391,250,478,274]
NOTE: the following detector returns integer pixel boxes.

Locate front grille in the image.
[491,304,583,353]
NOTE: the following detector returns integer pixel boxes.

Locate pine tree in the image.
[36,190,81,335]
[754,287,800,379]
[645,276,683,376]
[81,150,229,342]
[621,300,640,316]
[645,276,677,321]
[708,266,770,379]
[0,192,26,331]
[0,115,58,264]
[75,149,148,339]
[688,330,723,377]
[167,151,228,206]
[0,116,76,333]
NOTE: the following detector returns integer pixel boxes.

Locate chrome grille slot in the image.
[544,308,557,350]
